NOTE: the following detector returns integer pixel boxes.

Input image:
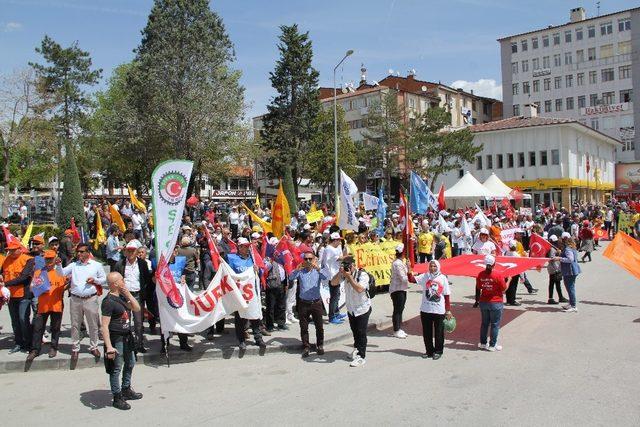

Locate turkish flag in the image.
[413,254,548,277]
[438,183,446,211]
[529,233,552,257]
[501,197,511,210]
[203,226,221,270]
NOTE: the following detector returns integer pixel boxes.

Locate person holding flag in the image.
[546,235,568,305]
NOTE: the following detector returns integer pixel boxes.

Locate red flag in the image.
[261,234,268,259]
[320,216,335,233]
[593,227,608,240]
[510,187,524,203]
[501,197,511,210]
[437,183,446,211]
[250,244,266,271]
[70,218,81,244]
[491,199,498,213]
[224,237,237,254]
[2,226,28,252]
[205,210,215,224]
[529,233,552,257]
[586,156,590,174]
[550,199,556,212]
[203,226,221,270]
[274,239,294,275]
[413,254,548,277]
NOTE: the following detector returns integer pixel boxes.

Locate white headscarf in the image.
[428,259,442,278]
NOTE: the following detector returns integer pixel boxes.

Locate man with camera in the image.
[331,256,372,367]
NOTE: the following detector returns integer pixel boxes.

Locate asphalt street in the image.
[1,244,639,426]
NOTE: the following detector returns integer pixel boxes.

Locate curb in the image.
[2,316,393,374]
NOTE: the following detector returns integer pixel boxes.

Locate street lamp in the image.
[333,49,354,211]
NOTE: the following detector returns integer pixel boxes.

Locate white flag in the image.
[438,215,451,233]
[362,192,379,211]
[338,169,359,231]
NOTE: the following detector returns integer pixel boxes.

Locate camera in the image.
[342,261,353,271]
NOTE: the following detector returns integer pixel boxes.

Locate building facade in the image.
[499,6,639,162]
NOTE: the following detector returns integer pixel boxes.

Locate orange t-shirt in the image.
[37,270,66,313]
[489,225,502,245]
[2,253,33,298]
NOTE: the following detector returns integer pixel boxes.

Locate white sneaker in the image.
[285,319,292,325]
[288,316,299,323]
[42,332,51,344]
[488,345,503,352]
[478,342,488,350]
[562,304,572,310]
[565,307,578,313]
[394,330,408,339]
[349,356,366,367]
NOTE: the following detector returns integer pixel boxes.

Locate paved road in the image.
[1,245,639,426]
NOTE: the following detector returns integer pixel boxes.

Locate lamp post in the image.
[333,49,354,211]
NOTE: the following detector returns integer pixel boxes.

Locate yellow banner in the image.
[350,240,401,286]
[306,210,324,224]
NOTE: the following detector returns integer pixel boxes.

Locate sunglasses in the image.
[304,257,314,261]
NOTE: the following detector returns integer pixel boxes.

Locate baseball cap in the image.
[303,224,311,230]
[479,228,489,235]
[549,235,558,242]
[250,232,261,239]
[31,235,44,244]
[182,225,192,231]
[330,232,342,240]
[48,236,59,244]
[125,240,141,250]
[561,232,571,239]
[484,255,495,266]
[395,243,404,253]
[43,250,57,258]
[237,237,250,246]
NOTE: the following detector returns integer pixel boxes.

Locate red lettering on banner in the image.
[211,284,223,300]
[189,299,200,316]
[220,275,233,293]
[242,283,254,302]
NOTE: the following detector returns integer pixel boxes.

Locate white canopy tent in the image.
[444,171,501,208]
[483,173,532,200]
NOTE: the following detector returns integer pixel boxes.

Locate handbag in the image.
[443,316,457,333]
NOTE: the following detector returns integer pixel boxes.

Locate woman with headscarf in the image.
[415,260,451,359]
[578,220,594,262]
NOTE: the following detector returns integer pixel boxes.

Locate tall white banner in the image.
[338,169,359,231]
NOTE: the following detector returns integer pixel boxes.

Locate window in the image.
[600,44,613,58]
[458,169,464,178]
[564,30,571,43]
[544,100,552,112]
[551,149,560,165]
[602,116,615,130]
[577,72,584,86]
[578,95,586,108]
[553,33,560,45]
[476,156,483,170]
[511,62,518,74]
[512,83,519,95]
[565,74,573,87]
[540,150,548,166]
[618,41,631,55]
[619,65,631,79]
[486,155,493,169]
[602,91,615,105]
[532,58,539,69]
[601,68,614,82]
[507,153,514,168]
[589,70,597,84]
[409,98,416,109]
[554,76,561,89]
[588,25,595,38]
[601,21,613,35]
[619,18,631,32]
[513,104,520,116]
[588,47,596,60]
[511,42,517,53]
[543,78,551,91]
[620,89,633,103]
[523,81,530,94]
[566,97,574,110]
[590,93,598,106]
[497,154,503,169]
[542,35,549,47]
[521,60,529,72]
[555,98,563,111]
[590,118,599,130]
[532,37,539,49]
[576,27,583,40]
[576,49,584,63]
[529,151,536,166]
[553,54,561,67]
[542,56,550,69]
[564,52,572,65]
[521,39,528,51]
[518,152,525,167]
[533,80,540,92]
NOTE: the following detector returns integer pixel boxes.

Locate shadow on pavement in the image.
[80,389,112,410]
[302,350,349,364]
[580,300,636,308]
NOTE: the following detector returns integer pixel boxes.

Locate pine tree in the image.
[261,24,320,214]
[59,142,85,228]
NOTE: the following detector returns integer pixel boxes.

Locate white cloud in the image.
[450,78,502,100]
[3,22,23,32]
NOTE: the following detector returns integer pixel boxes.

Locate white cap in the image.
[250,232,261,239]
[237,237,250,246]
[509,241,517,249]
[322,229,330,235]
[561,232,571,239]
[479,228,489,235]
[182,225,192,230]
[125,240,141,250]
[493,217,500,222]
[268,237,279,246]
[330,232,342,240]
[48,236,59,243]
[549,234,558,242]
[303,224,311,230]
[484,254,496,265]
[392,213,399,218]
[395,243,404,253]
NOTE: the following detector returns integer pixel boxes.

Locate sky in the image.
[0,0,636,119]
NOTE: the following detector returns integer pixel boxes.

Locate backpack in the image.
[356,269,376,299]
[266,262,283,290]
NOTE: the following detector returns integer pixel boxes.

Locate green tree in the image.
[408,107,482,190]
[132,0,245,191]
[261,24,321,213]
[59,142,85,228]
[305,106,357,196]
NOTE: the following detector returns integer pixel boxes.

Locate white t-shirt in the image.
[417,273,450,314]
[321,244,343,279]
[228,212,239,225]
[124,259,141,292]
[472,240,496,255]
[131,213,143,231]
[344,269,371,316]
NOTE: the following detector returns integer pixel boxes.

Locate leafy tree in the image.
[261,24,321,213]
[305,106,357,196]
[408,107,482,190]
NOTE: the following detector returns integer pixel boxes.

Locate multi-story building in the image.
[499,6,639,162]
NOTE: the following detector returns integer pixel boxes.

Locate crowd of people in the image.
[0,194,633,410]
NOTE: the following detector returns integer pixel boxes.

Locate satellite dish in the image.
[341,88,348,94]
[421,85,427,92]
[411,68,416,75]
[396,71,400,76]
[388,68,394,75]
[372,80,379,86]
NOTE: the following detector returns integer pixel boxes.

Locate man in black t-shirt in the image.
[101,272,142,411]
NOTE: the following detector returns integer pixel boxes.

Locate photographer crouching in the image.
[101,272,143,410]
[331,256,372,367]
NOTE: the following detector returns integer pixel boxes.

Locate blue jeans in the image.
[479,302,503,347]
[8,297,32,349]
[109,335,135,395]
[563,275,577,307]
[329,283,341,320]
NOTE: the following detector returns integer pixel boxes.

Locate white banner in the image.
[338,169,359,231]
[362,192,379,211]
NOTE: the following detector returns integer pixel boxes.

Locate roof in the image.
[320,85,388,102]
[379,75,499,103]
[497,7,640,41]
[469,115,621,145]
[445,171,499,199]
[229,166,253,177]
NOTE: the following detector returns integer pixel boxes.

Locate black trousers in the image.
[129,291,144,348]
[506,276,520,303]
[230,224,239,239]
[31,311,62,353]
[144,285,158,330]
[419,253,433,263]
[265,286,286,329]
[548,272,564,300]
[234,312,262,344]
[298,299,324,349]
[420,312,445,356]
[328,284,341,320]
[390,290,407,332]
[348,307,371,359]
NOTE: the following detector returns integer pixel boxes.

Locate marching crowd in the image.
[0,195,633,410]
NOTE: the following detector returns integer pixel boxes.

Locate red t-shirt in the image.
[476,269,507,303]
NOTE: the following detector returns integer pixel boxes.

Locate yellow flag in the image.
[306,210,324,224]
[127,185,147,213]
[272,181,291,238]
[94,208,107,250]
[310,201,317,212]
[110,204,126,232]
[241,202,272,233]
[255,193,260,208]
[21,222,33,247]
